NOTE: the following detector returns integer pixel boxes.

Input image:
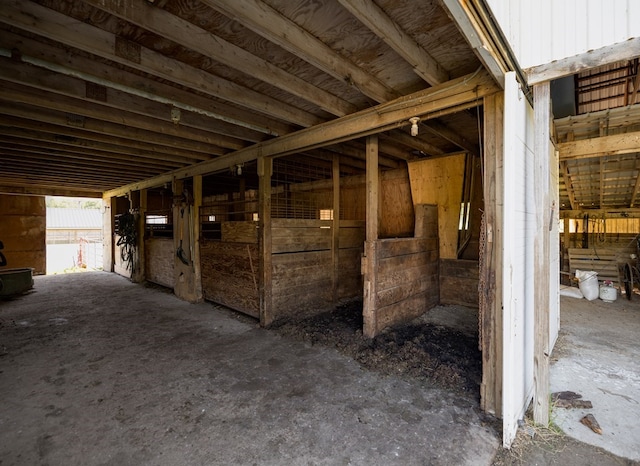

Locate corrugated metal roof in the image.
[47,208,102,229]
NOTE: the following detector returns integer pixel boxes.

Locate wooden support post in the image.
[332,154,340,303]
[132,188,147,283]
[533,82,551,426]
[258,156,273,326]
[193,175,203,302]
[363,135,379,338]
[563,218,571,273]
[102,195,115,272]
[480,92,504,418]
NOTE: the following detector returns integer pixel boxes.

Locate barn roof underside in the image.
[0,0,488,198]
[1,0,639,216]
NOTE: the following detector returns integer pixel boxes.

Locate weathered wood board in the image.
[440,259,479,307]
[145,237,174,288]
[408,155,466,258]
[221,221,258,243]
[201,241,259,317]
[269,219,365,322]
[369,205,440,335]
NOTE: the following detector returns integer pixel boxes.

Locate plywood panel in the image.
[145,237,174,288]
[380,168,414,238]
[0,194,45,274]
[221,221,258,243]
[200,241,259,317]
[408,155,465,259]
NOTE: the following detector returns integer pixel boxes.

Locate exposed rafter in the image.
[336,0,449,85]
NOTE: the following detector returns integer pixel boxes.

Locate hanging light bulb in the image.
[409,117,420,137]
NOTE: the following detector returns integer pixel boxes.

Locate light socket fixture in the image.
[409,117,420,137]
[170,107,181,124]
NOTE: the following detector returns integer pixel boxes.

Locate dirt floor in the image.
[0,272,637,465]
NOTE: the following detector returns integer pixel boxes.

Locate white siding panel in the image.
[487,0,640,68]
[502,72,535,447]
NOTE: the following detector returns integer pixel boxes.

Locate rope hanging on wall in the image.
[116,212,138,273]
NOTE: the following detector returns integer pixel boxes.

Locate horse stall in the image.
[199,166,261,317]
[143,187,174,289]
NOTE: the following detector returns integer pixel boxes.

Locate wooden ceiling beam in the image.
[0,27,296,138]
[0,84,230,156]
[105,69,497,197]
[0,134,181,170]
[81,0,357,117]
[423,120,481,155]
[0,163,142,185]
[336,0,449,85]
[0,183,102,198]
[559,208,640,219]
[202,0,398,103]
[0,0,321,127]
[384,130,445,157]
[0,59,250,150]
[526,38,640,85]
[0,149,162,177]
[558,131,640,160]
[0,117,206,165]
[0,106,219,160]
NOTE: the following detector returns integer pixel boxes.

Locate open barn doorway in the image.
[45,196,103,274]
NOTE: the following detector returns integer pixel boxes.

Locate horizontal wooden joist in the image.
[204,0,399,103]
[558,131,640,160]
[1,106,219,161]
[0,27,295,137]
[81,0,356,117]
[560,208,640,219]
[104,69,498,198]
[0,183,103,198]
[0,0,320,128]
[526,37,640,86]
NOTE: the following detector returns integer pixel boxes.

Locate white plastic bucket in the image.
[599,285,617,302]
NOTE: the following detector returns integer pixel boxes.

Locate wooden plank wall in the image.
[0,194,46,274]
[270,218,365,323]
[370,204,439,335]
[440,259,479,307]
[144,237,174,288]
[200,221,259,318]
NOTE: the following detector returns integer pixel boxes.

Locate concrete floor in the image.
[0,272,499,466]
[551,294,640,461]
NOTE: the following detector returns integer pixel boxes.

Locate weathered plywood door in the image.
[501,72,535,447]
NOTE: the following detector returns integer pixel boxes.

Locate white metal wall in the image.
[502,72,535,447]
[488,0,640,68]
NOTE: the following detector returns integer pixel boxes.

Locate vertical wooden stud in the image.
[193,175,203,302]
[332,154,340,303]
[363,135,379,338]
[533,82,551,426]
[258,156,273,326]
[480,92,504,418]
[102,195,115,272]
